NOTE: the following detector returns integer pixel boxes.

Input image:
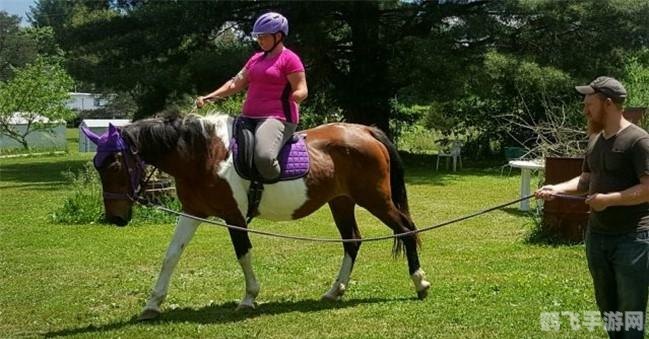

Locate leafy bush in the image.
[51,163,104,224]
[623,49,649,130]
[430,51,577,158]
[203,94,244,116]
[397,124,439,154]
[134,195,182,224]
[52,162,182,225]
[624,49,649,109]
[299,92,344,130]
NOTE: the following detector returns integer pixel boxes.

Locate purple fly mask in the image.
[81,123,144,200]
[81,123,129,168]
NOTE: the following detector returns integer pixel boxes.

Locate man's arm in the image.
[535,172,590,200]
[586,175,649,211]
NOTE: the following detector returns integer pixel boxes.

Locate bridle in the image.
[93,134,148,202]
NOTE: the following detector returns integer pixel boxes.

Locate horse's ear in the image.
[108,123,119,135]
[81,126,100,145]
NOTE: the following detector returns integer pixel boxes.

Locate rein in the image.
[95,144,155,202]
[134,193,574,243]
[99,117,588,243]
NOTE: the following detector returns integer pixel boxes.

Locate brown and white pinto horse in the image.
[83,113,430,320]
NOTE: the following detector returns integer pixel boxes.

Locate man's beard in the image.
[588,119,604,135]
[587,110,605,136]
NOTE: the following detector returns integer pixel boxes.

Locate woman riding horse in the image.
[197,12,308,183]
[83,112,430,320]
[82,12,429,321]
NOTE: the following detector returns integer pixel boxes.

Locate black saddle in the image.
[230,117,309,223]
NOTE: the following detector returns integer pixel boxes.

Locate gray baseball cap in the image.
[575,76,627,102]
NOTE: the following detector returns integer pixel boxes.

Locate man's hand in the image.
[535,185,558,201]
[586,193,612,212]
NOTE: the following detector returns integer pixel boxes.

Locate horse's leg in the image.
[140,215,200,320]
[322,196,362,301]
[364,203,431,300]
[227,225,260,310]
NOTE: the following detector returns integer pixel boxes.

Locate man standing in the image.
[536,76,649,339]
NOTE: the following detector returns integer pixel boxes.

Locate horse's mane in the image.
[121,111,218,163]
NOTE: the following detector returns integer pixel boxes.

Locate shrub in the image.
[52,162,182,225]
[51,163,103,224]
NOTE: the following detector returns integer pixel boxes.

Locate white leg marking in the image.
[142,215,200,313]
[236,252,260,310]
[323,254,353,300]
[411,268,431,299]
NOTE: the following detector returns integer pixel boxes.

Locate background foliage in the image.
[2,0,646,156]
[0,56,74,149]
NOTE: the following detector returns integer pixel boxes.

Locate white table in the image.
[508,160,545,211]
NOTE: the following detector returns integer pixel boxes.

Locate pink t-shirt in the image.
[242,48,305,123]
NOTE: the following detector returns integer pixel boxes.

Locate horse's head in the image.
[81,123,145,226]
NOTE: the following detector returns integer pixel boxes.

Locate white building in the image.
[67,92,110,111]
[0,113,66,151]
[78,119,131,152]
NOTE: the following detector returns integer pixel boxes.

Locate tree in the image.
[0,57,74,149]
[28,0,649,143]
[29,1,493,133]
[0,11,38,81]
[413,0,649,156]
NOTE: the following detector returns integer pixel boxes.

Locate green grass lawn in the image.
[0,129,605,338]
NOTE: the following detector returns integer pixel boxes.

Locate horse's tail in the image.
[368,127,421,256]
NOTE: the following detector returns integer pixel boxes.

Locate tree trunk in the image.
[339,2,393,137]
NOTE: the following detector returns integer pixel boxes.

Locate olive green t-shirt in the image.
[583,123,649,234]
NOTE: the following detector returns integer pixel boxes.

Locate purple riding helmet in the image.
[251,12,289,38]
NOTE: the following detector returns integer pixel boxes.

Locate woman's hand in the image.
[290,91,308,104]
[196,95,223,108]
[196,96,206,108]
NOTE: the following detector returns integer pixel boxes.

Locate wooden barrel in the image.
[542,157,589,242]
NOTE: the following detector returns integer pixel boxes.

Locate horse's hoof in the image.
[321,293,342,302]
[235,302,256,311]
[138,308,161,321]
[416,283,431,300]
[321,283,345,301]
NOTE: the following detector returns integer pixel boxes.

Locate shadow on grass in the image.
[43,297,415,337]
[524,227,584,247]
[520,211,585,247]
[0,159,88,188]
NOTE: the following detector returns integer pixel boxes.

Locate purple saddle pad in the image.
[231,134,310,182]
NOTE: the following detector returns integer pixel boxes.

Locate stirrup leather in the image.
[246,180,264,223]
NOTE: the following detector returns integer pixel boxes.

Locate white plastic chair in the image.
[436,141,462,172]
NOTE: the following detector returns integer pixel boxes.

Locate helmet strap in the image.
[262,33,284,56]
